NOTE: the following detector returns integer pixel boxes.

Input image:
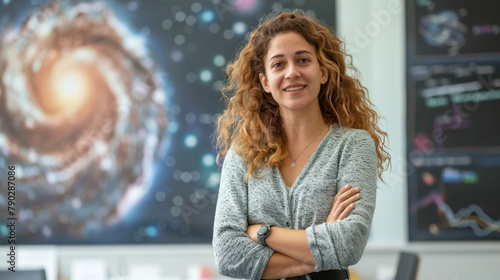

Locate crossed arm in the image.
[245,184,361,279]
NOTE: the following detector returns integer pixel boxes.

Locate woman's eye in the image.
[299,58,310,63]
[272,62,282,68]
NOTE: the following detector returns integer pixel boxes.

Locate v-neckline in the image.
[277,124,333,192]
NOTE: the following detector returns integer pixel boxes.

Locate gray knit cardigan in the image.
[213,125,378,280]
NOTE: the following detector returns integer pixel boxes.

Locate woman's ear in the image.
[259,73,271,93]
[320,65,328,85]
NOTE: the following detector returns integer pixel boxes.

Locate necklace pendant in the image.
[291,161,296,168]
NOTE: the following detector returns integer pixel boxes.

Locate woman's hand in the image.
[326,184,361,223]
[246,224,263,243]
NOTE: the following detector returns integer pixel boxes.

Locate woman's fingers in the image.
[328,195,360,223]
[331,185,360,212]
[333,184,351,202]
[326,184,361,223]
[336,186,360,204]
[336,203,355,221]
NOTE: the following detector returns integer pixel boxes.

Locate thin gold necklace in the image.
[288,126,326,168]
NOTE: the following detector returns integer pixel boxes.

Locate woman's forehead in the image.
[266,32,316,59]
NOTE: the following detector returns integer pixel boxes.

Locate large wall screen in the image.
[406,0,500,241]
[0,0,336,245]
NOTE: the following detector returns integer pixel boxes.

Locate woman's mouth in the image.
[284,85,306,91]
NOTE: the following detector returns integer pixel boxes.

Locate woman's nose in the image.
[285,63,300,79]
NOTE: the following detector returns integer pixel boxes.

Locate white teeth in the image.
[284,86,305,91]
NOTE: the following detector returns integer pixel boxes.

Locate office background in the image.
[1,0,499,279]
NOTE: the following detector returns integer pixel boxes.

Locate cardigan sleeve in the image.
[305,129,377,271]
[212,149,274,280]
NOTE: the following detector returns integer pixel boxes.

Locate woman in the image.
[213,10,390,280]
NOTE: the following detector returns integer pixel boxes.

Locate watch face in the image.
[257,226,270,236]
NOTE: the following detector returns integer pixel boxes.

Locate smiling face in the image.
[259,32,328,116]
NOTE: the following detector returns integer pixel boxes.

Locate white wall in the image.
[336,0,500,279]
[337,0,407,249]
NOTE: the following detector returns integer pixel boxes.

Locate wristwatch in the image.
[257,225,272,246]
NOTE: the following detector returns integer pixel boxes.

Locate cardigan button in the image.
[286,222,291,227]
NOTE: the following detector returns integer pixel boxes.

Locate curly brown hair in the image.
[215,10,390,181]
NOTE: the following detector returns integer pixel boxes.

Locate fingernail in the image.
[350,203,355,208]
[345,185,350,189]
[356,194,361,198]
[354,187,360,192]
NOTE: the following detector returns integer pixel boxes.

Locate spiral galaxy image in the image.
[0,0,335,244]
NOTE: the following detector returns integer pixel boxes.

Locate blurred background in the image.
[0,0,499,279]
